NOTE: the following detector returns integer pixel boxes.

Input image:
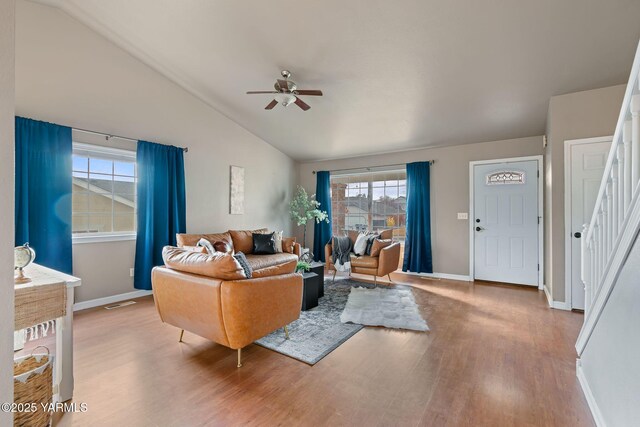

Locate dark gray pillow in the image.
[253,232,276,254]
[233,252,253,278]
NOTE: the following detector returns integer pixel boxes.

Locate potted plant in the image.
[289,186,329,256]
[296,261,312,273]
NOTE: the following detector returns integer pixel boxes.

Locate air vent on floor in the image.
[104,301,136,310]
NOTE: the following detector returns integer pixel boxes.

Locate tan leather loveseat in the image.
[325,229,401,285]
[152,229,303,367]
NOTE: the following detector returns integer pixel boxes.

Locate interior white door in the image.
[473,160,539,286]
[569,140,611,310]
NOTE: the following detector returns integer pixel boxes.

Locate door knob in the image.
[476,226,484,232]
[574,232,581,238]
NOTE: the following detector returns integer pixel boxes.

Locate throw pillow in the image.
[370,238,393,257]
[364,233,379,256]
[212,240,233,254]
[273,230,284,253]
[229,228,268,254]
[253,232,277,254]
[282,237,296,254]
[353,232,369,256]
[233,252,253,278]
[196,238,215,255]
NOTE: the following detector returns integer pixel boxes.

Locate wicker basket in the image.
[13,346,53,427]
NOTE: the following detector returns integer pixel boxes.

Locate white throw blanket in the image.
[335,259,351,272]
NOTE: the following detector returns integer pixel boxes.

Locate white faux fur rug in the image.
[340,286,429,331]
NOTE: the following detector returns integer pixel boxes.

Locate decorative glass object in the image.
[486,171,525,185]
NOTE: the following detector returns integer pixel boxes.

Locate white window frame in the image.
[71,142,137,245]
[330,167,407,240]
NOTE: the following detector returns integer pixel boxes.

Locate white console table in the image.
[14,264,81,402]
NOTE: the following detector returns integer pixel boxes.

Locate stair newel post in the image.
[611,171,618,242]
[623,120,633,215]
[631,94,640,194]
[606,181,614,254]
[616,142,625,228]
[591,218,600,286]
[590,238,596,310]
[602,192,609,259]
[581,223,590,312]
[597,209,604,282]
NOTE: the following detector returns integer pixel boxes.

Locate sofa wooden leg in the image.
[332,270,337,283]
[237,348,243,368]
[374,275,377,286]
[284,325,290,340]
[387,274,393,284]
[178,329,184,343]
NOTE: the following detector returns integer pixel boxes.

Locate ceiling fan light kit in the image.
[275,93,297,107]
[247,70,323,111]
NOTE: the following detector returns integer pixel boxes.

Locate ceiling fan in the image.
[246,70,323,111]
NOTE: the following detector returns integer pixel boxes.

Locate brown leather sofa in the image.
[176,229,302,259]
[325,229,401,285]
[152,229,303,368]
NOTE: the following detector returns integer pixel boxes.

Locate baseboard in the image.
[73,290,153,312]
[552,300,572,310]
[543,285,572,310]
[544,285,553,306]
[404,271,472,282]
[576,359,606,427]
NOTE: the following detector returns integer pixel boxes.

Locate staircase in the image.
[576,41,640,426]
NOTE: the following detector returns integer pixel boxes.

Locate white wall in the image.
[298,136,544,277]
[0,0,15,423]
[579,233,640,426]
[16,1,296,303]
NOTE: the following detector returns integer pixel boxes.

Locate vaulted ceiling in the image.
[35,0,640,161]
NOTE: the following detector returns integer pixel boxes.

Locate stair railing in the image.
[577,40,640,355]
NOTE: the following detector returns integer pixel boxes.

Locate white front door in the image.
[473,160,539,286]
[568,139,611,310]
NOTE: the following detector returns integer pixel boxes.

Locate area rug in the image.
[254,278,374,365]
[340,286,429,331]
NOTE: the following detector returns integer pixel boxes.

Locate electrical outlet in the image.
[130,268,135,277]
[457,212,468,220]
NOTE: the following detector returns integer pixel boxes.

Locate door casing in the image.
[563,136,612,310]
[469,155,544,289]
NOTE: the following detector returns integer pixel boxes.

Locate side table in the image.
[301,272,320,311]
[309,262,325,298]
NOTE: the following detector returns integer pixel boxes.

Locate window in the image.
[330,169,407,241]
[72,143,137,239]
[486,170,525,185]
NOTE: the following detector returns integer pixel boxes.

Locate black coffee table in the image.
[301,272,320,311]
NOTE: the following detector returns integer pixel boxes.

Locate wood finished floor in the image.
[51,272,594,426]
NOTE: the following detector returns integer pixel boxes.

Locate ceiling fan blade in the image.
[294,97,311,111]
[247,91,279,94]
[293,89,323,96]
[277,79,289,92]
[265,99,278,110]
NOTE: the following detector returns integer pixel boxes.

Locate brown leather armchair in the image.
[325,230,402,285]
[152,246,303,368]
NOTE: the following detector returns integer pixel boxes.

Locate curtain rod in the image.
[312,160,434,174]
[73,127,189,152]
